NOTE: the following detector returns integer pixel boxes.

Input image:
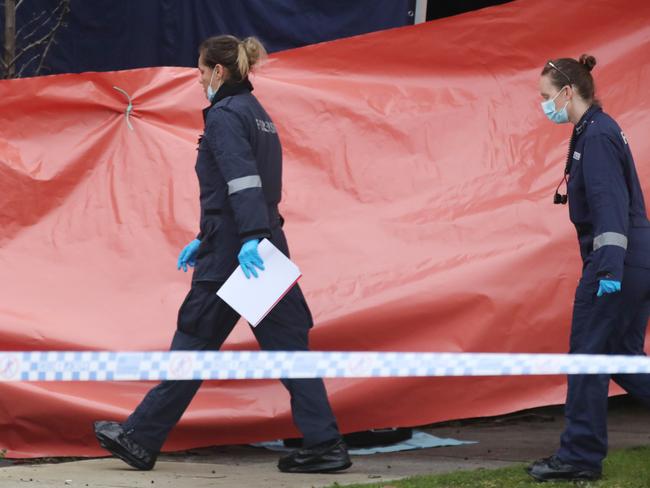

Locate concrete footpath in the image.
[2,397,649,488]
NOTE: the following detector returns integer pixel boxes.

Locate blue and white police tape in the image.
[1,351,650,382]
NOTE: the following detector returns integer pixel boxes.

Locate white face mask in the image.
[206,66,222,102]
[541,86,570,124]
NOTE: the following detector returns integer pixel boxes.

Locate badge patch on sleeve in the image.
[573,151,581,160]
[621,131,629,145]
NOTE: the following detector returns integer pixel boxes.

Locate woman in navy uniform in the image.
[94,35,351,474]
[528,54,650,481]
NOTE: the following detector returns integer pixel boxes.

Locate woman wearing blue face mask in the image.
[527,55,650,482]
[93,35,351,475]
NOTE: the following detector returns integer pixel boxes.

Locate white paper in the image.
[217,239,301,327]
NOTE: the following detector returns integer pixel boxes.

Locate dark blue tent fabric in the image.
[3,0,415,77]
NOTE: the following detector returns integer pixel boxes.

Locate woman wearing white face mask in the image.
[527,55,650,482]
[93,35,351,475]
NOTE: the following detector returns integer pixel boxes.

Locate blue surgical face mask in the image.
[541,87,569,124]
[206,66,222,102]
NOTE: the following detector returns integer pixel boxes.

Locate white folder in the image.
[216,238,302,327]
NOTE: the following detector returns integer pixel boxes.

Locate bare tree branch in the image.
[8,0,70,72]
[35,0,70,74]
[17,52,39,77]
[17,6,63,51]
[8,32,53,68]
[3,0,17,78]
[3,0,70,78]
[16,10,48,41]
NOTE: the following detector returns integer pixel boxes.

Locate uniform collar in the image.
[574,104,602,136]
[202,78,254,121]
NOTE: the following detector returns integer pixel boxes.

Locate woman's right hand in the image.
[177,239,201,272]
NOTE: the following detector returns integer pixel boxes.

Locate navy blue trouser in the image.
[123,282,341,452]
[557,264,650,471]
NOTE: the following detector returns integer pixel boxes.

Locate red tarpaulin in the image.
[1,0,649,457]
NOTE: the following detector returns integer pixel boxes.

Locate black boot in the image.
[278,438,352,473]
[526,455,601,482]
[94,421,158,471]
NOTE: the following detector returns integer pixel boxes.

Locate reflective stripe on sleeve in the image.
[227,175,262,195]
[593,232,628,251]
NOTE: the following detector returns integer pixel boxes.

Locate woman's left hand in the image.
[238,239,265,279]
[597,279,621,297]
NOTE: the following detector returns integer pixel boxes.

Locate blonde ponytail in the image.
[237,37,267,79]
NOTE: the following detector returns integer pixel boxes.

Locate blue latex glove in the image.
[238,239,265,279]
[597,279,621,297]
[177,239,201,272]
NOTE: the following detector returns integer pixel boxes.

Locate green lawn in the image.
[328,446,650,488]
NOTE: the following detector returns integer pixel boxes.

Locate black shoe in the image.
[278,438,352,473]
[93,420,157,471]
[526,455,601,482]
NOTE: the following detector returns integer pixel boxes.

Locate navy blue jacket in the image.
[567,105,650,282]
[192,80,284,282]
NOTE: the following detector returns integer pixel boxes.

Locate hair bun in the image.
[579,54,597,72]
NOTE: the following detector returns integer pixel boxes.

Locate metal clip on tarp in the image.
[112,86,134,131]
